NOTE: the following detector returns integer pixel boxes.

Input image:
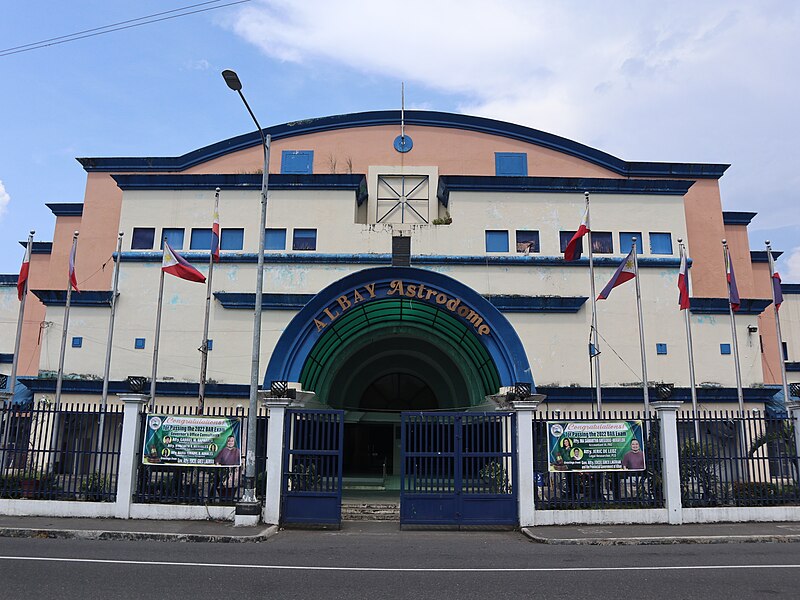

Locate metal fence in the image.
[0,401,124,502]
[677,411,800,507]
[532,411,664,510]
[134,405,268,506]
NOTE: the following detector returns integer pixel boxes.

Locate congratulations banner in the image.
[141,415,242,467]
[547,420,645,472]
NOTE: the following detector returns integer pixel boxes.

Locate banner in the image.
[547,420,645,472]
[142,415,242,467]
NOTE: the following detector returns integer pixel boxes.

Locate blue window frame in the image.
[560,231,583,257]
[656,343,668,355]
[266,228,286,250]
[782,341,789,361]
[71,337,82,348]
[516,230,540,253]
[292,228,317,251]
[190,228,212,250]
[221,228,244,250]
[650,232,673,255]
[161,228,184,250]
[135,338,146,350]
[207,340,213,351]
[620,232,643,254]
[485,230,509,253]
[720,343,732,355]
[131,227,155,250]
[591,232,613,254]
[495,152,528,176]
[281,150,314,174]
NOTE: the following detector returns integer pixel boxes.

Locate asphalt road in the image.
[1,525,799,599]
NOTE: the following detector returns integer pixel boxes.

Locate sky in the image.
[1,0,798,279]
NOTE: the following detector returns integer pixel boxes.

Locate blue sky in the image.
[1,1,799,280]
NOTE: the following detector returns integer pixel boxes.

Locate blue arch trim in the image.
[264,266,534,391]
[78,110,729,179]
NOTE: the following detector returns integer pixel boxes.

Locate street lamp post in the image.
[222,69,270,524]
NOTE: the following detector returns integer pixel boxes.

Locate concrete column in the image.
[261,399,292,526]
[114,394,149,519]
[652,400,683,525]
[510,398,543,528]
[787,400,800,486]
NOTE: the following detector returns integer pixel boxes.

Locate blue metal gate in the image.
[281,409,344,526]
[400,412,517,526]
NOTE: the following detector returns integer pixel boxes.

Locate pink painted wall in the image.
[16,253,49,376]
[754,261,782,385]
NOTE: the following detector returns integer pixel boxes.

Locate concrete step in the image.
[341,502,400,521]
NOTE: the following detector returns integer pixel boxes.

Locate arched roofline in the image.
[77,110,729,179]
[264,266,534,391]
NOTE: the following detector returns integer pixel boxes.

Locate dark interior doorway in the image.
[343,423,394,476]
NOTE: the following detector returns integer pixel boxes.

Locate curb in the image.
[0,524,280,544]
[521,528,800,546]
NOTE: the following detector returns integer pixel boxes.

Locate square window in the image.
[620,232,643,254]
[560,231,583,257]
[650,232,673,255]
[516,230,540,253]
[292,228,317,251]
[281,150,314,174]
[190,228,212,250]
[485,230,509,253]
[161,228,184,250]
[131,227,155,250]
[71,337,82,348]
[656,343,668,355]
[495,152,528,176]
[221,228,244,250]
[134,338,146,350]
[591,232,613,254]
[720,343,732,355]
[266,228,287,251]
[207,339,213,351]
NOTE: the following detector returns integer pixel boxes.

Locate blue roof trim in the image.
[539,386,780,404]
[46,203,84,217]
[689,297,772,315]
[722,211,757,225]
[18,241,52,254]
[120,251,682,268]
[18,377,250,398]
[215,292,314,310]
[782,284,800,295]
[78,110,730,179]
[786,362,800,372]
[111,173,368,204]
[0,353,13,364]
[31,290,114,307]
[0,274,18,286]
[750,250,783,263]
[437,176,695,206]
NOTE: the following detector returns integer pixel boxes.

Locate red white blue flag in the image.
[678,250,690,310]
[564,207,589,261]
[211,205,220,263]
[597,247,636,300]
[772,271,783,311]
[17,240,31,301]
[68,241,80,292]
[725,247,740,311]
[162,242,206,283]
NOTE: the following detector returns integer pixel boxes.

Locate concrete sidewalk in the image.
[1,515,800,545]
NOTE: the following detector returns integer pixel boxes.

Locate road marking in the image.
[0,556,799,572]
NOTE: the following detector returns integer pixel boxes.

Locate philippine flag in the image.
[68,241,80,292]
[17,243,31,301]
[597,247,636,300]
[772,272,783,311]
[211,206,220,263]
[677,251,690,310]
[564,207,589,261]
[726,248,740,311]
[162,242,206,283]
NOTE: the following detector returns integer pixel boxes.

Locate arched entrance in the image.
[265,267,534,483]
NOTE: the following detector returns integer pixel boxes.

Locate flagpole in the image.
[55,231,79,409]
[198,188,220,414]
[96,232,123,466]
[2,231,34,457]
[150,243,167,410]
[723,240,745,413]
[766,241,790,406]
[678,240,699,440]
[631,238,650,415]
[585,192,602,413]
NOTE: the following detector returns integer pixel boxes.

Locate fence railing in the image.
[532,411,664,510]
[0,401,124,502]
[134,405,268,506]
[677,411,800,507]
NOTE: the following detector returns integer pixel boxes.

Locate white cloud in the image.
[225,1,800,232]
[0,180,10,219]
[785,247,800,282]
[185,59,211,71]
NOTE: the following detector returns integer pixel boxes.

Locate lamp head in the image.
[222,69,242,91]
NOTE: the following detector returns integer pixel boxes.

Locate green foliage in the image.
[290,462,320,491]
[679,440,723,506]
[81,472,112,502]
[479,461,510,493]
[432,214,452,225]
